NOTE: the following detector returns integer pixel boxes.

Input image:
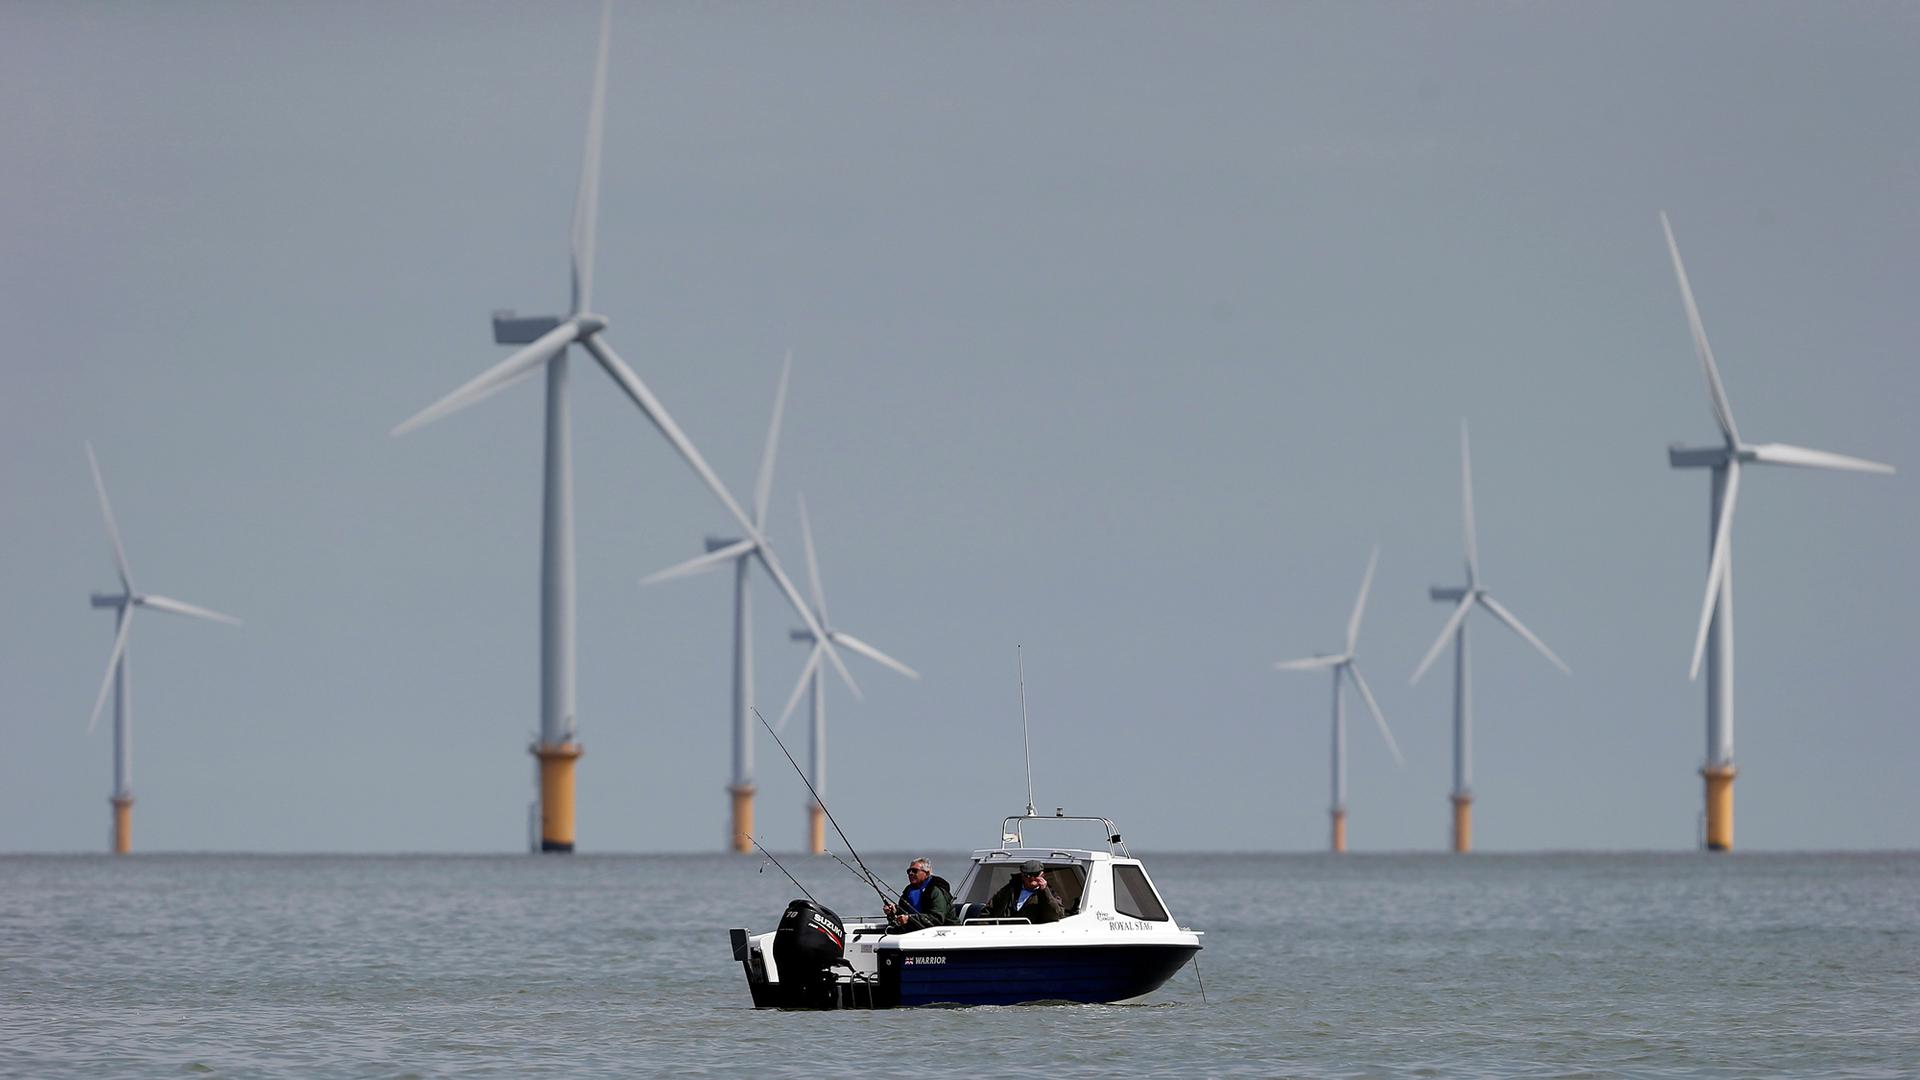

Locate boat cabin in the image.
[947,846,1173,924]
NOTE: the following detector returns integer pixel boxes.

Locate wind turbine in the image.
[1659,212,1895,852]
[390,3,854,853]
[1410,422,1570,852]
[641,352,791,853]
[83,443,240,854]
[777,495,919,854]
[1273,546,1404,853]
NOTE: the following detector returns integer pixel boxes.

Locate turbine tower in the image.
[84,444,240,854]
[777,495,918,854]
[1410,423,1570,853]
[641,352,792,853]
[1659,212,1895,852]
[1274,546,1404,852]
[391,3,853,853]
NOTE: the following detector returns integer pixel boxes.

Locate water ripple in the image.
[1,853,1916,1077]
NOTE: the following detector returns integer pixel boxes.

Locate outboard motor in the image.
[771,899,845,1008]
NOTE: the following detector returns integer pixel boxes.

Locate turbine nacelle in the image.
[490,311,607,346]
[1668,444,1736,469]
[491,311,563,345]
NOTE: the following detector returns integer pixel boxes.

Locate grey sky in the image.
[3,2,1915,853]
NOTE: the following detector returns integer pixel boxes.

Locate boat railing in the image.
[999,812,1132,857]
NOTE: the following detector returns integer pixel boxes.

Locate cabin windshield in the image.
[958,862,1087,914]
[1111,863,1170,921]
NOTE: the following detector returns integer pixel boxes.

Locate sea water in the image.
[2,852,1915,1077]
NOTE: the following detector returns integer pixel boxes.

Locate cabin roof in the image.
[967,847,1116,863]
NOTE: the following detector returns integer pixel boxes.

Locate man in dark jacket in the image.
[884,858,953,932]
[986,860,1065,924]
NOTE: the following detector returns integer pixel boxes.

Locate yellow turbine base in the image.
[807,804,825,855]
[111,796,132,855]
[1451,793,1473,853]
[1330,809,1347,854]
[531,742,583,853]
[729,786,755,854]
[1702,764,1736,852]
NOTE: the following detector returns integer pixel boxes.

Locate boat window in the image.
[1111,864,1169,921]
[958,864,1086,914]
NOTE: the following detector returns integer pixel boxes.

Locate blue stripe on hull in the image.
[891,943,1198,1007]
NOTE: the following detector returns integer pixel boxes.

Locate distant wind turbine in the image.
[390,3,854,853]
[777,495,918,854]
[1274,546,1404,853]
[84,443,240,854]
[1410,423,1570,853]
[641,352,792,853]
[1659,212,1895,852]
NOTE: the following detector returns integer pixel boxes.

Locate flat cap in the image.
[1019,859,1046,874]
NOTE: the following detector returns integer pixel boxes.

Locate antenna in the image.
[1018,646,1036,818]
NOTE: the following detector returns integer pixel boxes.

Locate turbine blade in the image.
[1689,461,1741,680]
[87,608,135,736]
[822,628,863,701]
[1461,421,1480,586]
[1411,594,1476,685]
[1346,545,1379,655]
[569,0,612,315]
[137,594,242,626]
[1476,594,1570,675]
[581,334,849,682]
[391,322,577,437]
[640,539,753,586]
[752,349,792,532]
[1346,664,1404,768]
[1274,655,1343,672]
[1660,212,1742,447]
[85,442,134,592]
[830,631,920,680]
[786,496,865,697]
[797,494,830,626]
[580,334,756,532]
[776,644,824,733]
[1747,443,1895,475]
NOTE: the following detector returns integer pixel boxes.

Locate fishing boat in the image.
[727,812,1204,1009]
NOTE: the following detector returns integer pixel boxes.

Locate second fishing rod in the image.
[753,707,895,910]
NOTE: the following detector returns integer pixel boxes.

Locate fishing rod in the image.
[753,706,893,911]
[829,850,890,899]
[826,850,904,940]
[744,833,818,906]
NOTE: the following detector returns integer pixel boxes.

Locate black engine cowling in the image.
[771,899,844,1007]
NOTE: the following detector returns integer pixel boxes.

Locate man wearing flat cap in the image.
[986,859,1064,924]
